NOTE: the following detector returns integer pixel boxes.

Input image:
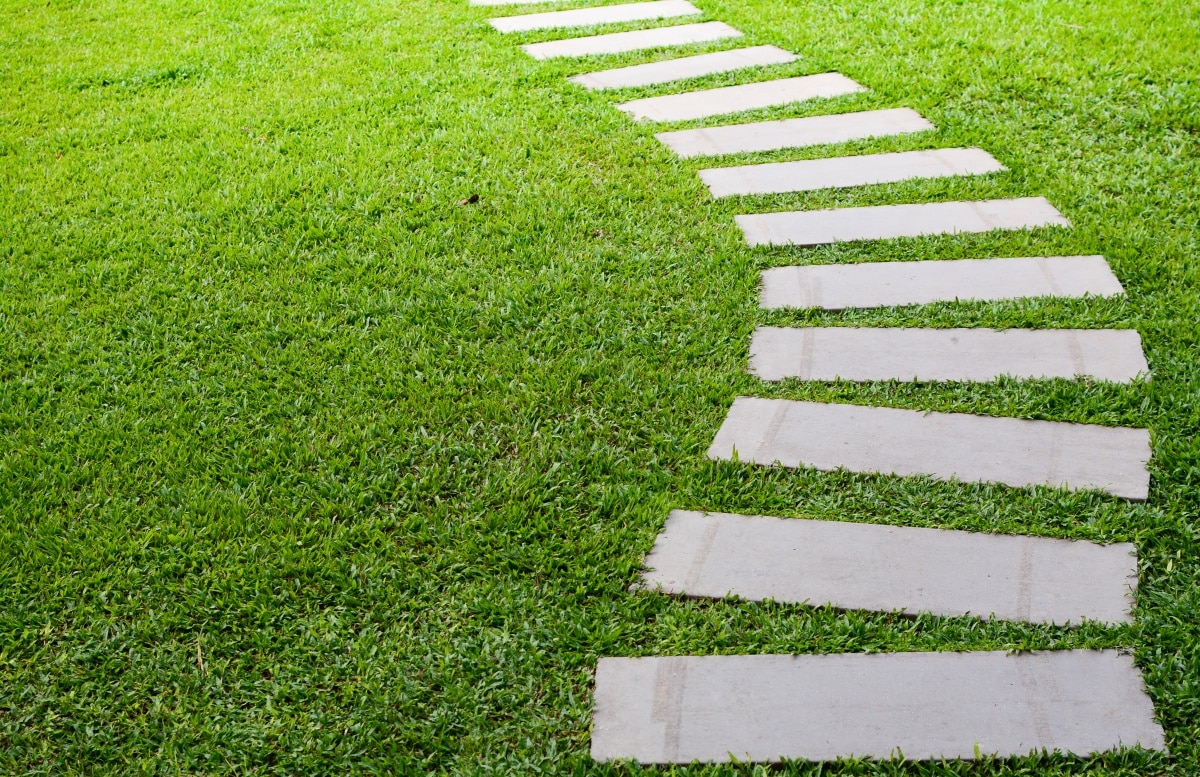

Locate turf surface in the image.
[1,0,1198,773]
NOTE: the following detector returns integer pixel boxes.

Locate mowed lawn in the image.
[2,0,1198,773]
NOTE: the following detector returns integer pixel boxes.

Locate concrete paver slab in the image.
[760,255,1125,310]
[569,45,795,90]
[701,147,1003,197]
[736,196,1069,246]
[523,21,740,59]
[473,0,568,6]
[656,107,933,157]
[591,651,1165,763]
[748,326,1148,383]
[707,397,1151,499]
[640,510,1137,624]
[491,0,699,33]
[618,73,866,121]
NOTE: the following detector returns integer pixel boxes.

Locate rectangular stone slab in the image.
[618,73,866,122]
[591,651,1165,763]
[656,107,934,157]
[523,21,741,59]
[472,0,567,6]
[569,45,796,90]
[707,397,1151,500]
[737,196,1069,247]
[760,255,1125,310]
[748,326,1148,383]
[640,510,1136,625]
[490,0,699,33]
[700,147,1004,197]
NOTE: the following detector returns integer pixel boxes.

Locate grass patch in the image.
[1,0,1198,773]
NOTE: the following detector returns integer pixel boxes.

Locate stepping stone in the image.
[707,398,1151,500]
[472,0,567,6]
[618,73,866,122]
[737,196,1069,247]
[748,327,1148,383]
[700,147,1004,197]
[591,650,1165,763]
[523,21,741,59]
[760,255,1125,310]
[569,45,796,90]
[656,107,934,157]
[640,510,1136,625]
[490,0,699,33]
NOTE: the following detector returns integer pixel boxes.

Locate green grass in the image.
[1,0,1198,773]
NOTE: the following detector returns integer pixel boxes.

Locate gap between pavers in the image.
[490,0,699,33]
[707,397,1151,500]
[523,21,740,59]
[748,326,1148,383]
[617,73,866,121]
[639,510,1137,625]
[700,147,1004,197]
[759,255,1125,310]
[591,651,1166,763]
[569,45,795,89]
[656,107,934,157]
[737,196,1069,247]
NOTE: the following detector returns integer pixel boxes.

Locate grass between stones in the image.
[0,0,1197,773]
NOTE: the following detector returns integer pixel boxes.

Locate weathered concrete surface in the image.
[524,21,740,59]
[491,0,698,33]
[472,0,567,6]
[748,326,1148,383]
[700,147,1003,197]
[570,45,795,90]
[640,510,1137,624]
[759,255,1125,310]
[657,107,933,157]
[707,398,1151,500]
[591,651,1166,763]
[737,197,1069,247]
[618,73,865,122]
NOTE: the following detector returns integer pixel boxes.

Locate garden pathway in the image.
[483,0,1165,763]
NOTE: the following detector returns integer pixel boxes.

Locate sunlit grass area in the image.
[1,0,1198,773]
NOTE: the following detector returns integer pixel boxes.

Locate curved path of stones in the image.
[477,0,1167,766]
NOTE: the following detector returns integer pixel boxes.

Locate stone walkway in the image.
[481,0,1165,765]
[758,255,1125,309]
[524,21,741,59]
[617,73,866,121]
[708,398,1151,499]
[592,651,1164,764]
[738,196,1070,246]
[656,107,934,156]
[700,147,1004,197]
[489,0,699,33]
[569,45,796,89]
[639,510,1137,625]
[747,327,1147,382]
